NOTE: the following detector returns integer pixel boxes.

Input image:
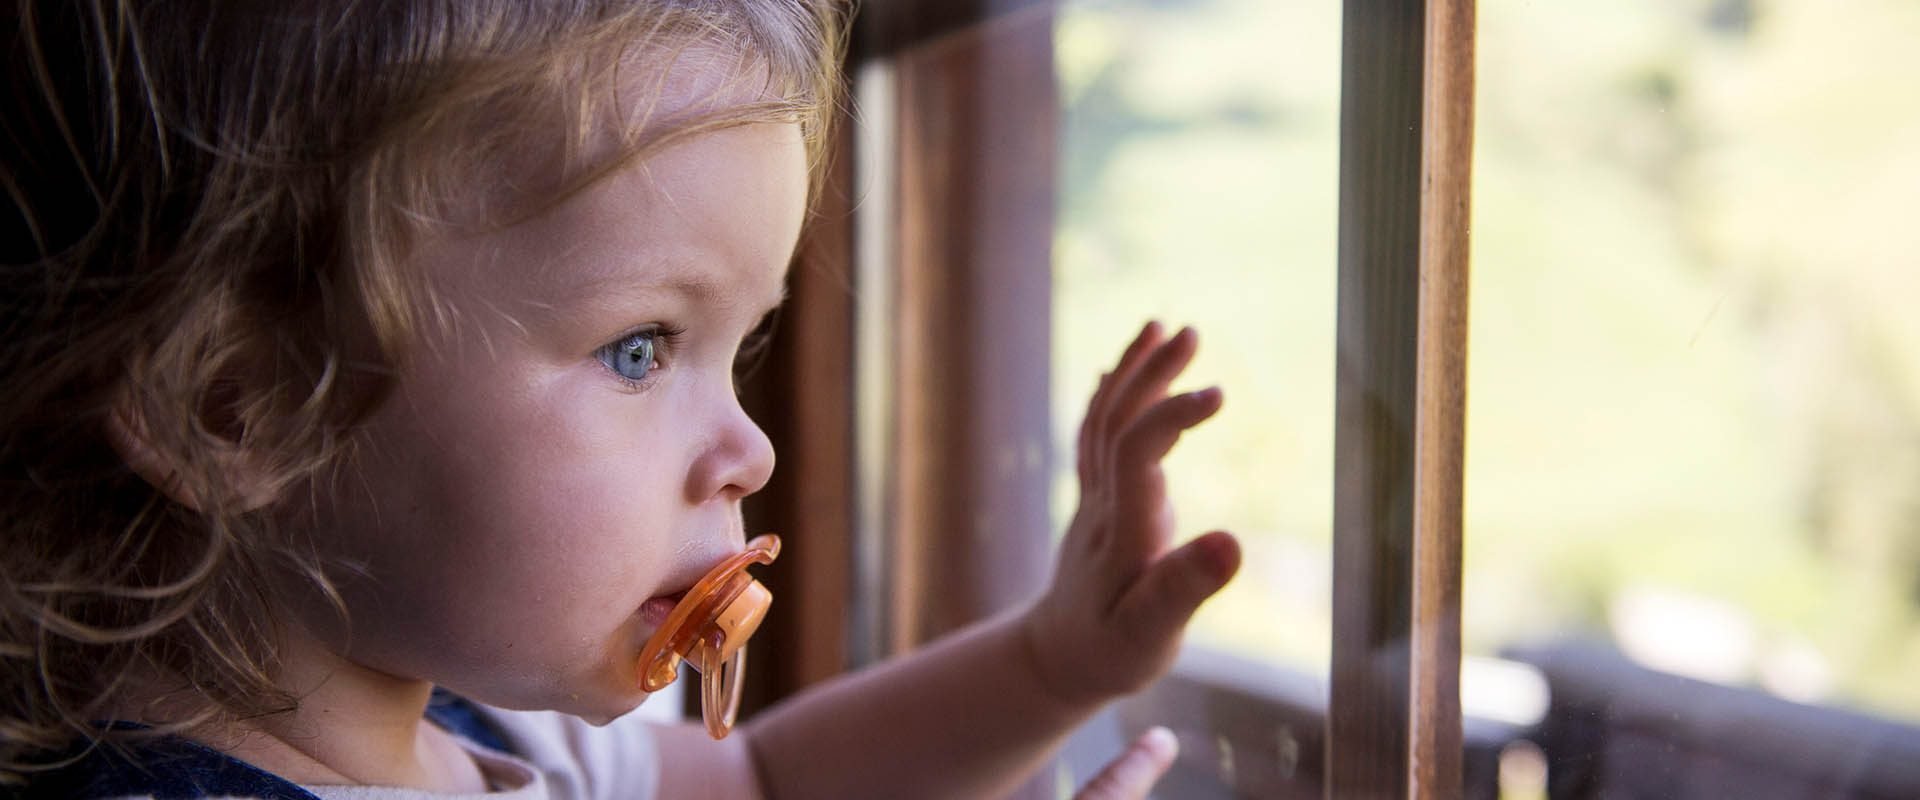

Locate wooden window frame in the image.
[1328,1,1474,797]
[742,1,1476,797]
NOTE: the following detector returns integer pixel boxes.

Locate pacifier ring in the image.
[635,533,779,739]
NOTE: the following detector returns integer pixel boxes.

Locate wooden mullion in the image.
[1328,0,1473,797]
[1410,0,1474,796]
[1327,1,1424,790]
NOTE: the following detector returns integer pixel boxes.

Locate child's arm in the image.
[660,322,1237,800]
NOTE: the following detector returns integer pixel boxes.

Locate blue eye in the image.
[596,330,659,383]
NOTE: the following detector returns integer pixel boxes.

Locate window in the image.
[762,0,1467,795]
[744,1,1920,797]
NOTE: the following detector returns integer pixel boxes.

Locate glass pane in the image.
[1050,2,1340,793]
[1054,0,1339,675]
[1468,0,1920,795]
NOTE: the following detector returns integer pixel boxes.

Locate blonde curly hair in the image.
[0,0,844,782]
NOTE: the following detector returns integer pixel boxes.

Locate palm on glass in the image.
[1025,321,1243,707]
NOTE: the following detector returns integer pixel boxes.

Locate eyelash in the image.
[597,324,686,390]
[596,311,781,392]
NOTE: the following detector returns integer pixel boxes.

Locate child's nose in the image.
[686,398,775,504]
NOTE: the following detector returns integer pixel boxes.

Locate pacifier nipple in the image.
[636,534,780,739]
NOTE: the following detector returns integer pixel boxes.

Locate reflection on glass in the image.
[1469,0,1920,794]
[1053,0,1339,674]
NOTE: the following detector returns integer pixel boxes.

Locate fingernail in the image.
[1142,726,1178,758]
[1190,386,1222,403]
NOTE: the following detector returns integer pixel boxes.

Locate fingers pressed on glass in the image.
[1100,327,1199,459]
[1107,388,1222,537]
[1117,388,1223,467]
[1092,323,1171,469]
[1078,371,1111,487]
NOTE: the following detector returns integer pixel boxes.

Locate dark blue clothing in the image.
[21,728,321,800]
[19,691,512,799]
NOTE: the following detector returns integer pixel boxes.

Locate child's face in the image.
[303,120,806,722]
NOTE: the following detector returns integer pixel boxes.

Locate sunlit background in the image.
[1051,0,1920,733]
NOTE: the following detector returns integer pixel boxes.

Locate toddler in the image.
[0,2,1240,797]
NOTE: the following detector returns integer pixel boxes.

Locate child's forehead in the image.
[457,43,797,228]
[423,122,803,317]
[562,43,792,174]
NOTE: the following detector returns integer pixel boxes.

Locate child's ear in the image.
[105,396,278,514]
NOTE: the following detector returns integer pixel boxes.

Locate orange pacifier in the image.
[636,533,780,739]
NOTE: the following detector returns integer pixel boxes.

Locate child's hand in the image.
[1023,322,1241,708]
[1073,727,1181,800]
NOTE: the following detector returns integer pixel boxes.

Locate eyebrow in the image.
[673,272,788,316]
[655,273,729,304]
[569,264,787,319]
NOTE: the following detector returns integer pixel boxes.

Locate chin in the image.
[545,674,653,724]
[451,661,649,724]
[574,706,634,727]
